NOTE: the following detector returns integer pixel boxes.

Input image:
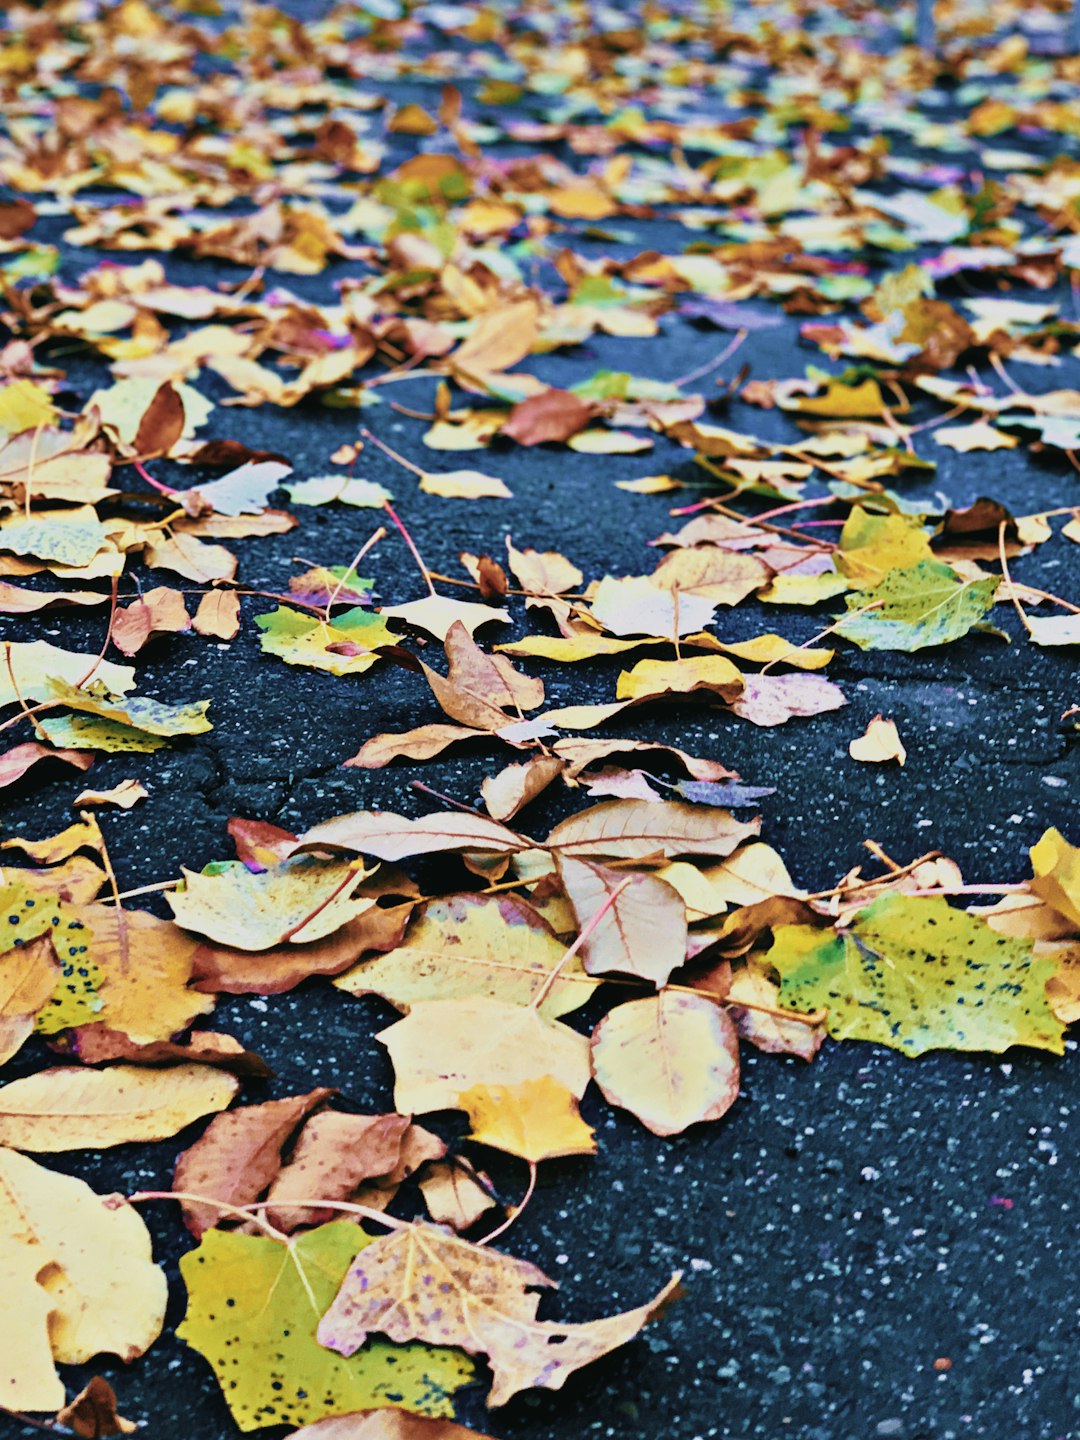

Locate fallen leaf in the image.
[588,576,716,638]
[380,596,511,643]
[0,1148,166,1410]
[481,756,565,821]
[56,1377,137,1438]
[547,800,759,861]
[558,857,687,985]
[591,991,740,1136]
[174,1089,334,1237]
[193,589,241,640]
[767,895,1066,1056]
[501,389,594,446]
[835,561,997,651]
[0,742,92,789]
[725,967,825,1061]
[458,1077,596,1163]
[74,778,149,808]
[420,470,512,499]
[178,1223,474,1432]
[265,1112,415,1231]
[346,725,491,769]
[0,1064,240,1151]
[728,672,847,727]
[379,997,591,1114]
[1029,827,1080,927]
[317,1222,679,1406]
[419,1162,497,1233]
[297,811,525,862]
[168,856,374,950]
[849,715,907,765]
[334,894,596,1018]
[288,1414,495,1440]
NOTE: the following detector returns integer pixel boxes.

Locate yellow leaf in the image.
[379,997,591,1114]
[419,470,512,499]
[1030,828,1080,928]
[0,380,58,437]
[0,1064,239,1151]
[458,1077,596,1162]
[0,1147,166,1407]
[849,715,906,766]
[591,990,740,1136]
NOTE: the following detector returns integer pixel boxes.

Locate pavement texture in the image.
[0,3,1078,1440]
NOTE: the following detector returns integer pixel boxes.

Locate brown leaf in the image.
[192,904,413,995]
[345,724,491,770]
[56,1377,136,1438]
[112,587,191,656]
[505,538,583,595]
[173,1088,334,1237]
[547,799,759,861]
[420,1160,497,1232]
[0,581,109,614]
[193,589,241,640]
[501,389,594,446]
[552,737,736,783]
[650,546,771,605]
[65,1027,272,1077]
[296,810,525,862]
[133,382,185,458]
[227,817,297,871]
[264,1112,411,1231]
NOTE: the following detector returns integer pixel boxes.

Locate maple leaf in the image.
[0,1147,166,1409]
[178,1223,474,1432]
[318,1222,680,1406]
[591,991,740,1136]
[767,895,1067,1057]
[255,606,393,676]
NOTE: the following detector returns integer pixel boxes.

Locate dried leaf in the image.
[558,857,687,985]
[318,1222,679,1406]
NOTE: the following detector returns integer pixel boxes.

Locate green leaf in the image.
[177,1222,474,1433]
[0,882,102,1033]
[255,606,394,675]
[834,560,996,651]
[47,678,212,737]
[767,894,1066,1057]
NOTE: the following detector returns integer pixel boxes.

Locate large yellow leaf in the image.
[319,1222,679,1407]
[378,997,590,1114]
[0,1147,166,1408]
[0,1063,239,1151]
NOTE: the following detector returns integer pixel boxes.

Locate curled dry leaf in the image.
[481,756,565,821]
[420,1161,498,1232]
[0,1063,240,1152]
[346,724,491,770]
[591,991,741,1136]
[56,1377,137,1438]
[74,778,149,808]
[0,741,92,789]
[193,588,241,640]
[849,714,907,765]
[264,1112,414,1231]
[317,1221,680,1407]
[0,1147,167,1410]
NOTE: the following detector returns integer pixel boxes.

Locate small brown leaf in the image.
[193,589,241,640]
[56,1377,136,1437]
